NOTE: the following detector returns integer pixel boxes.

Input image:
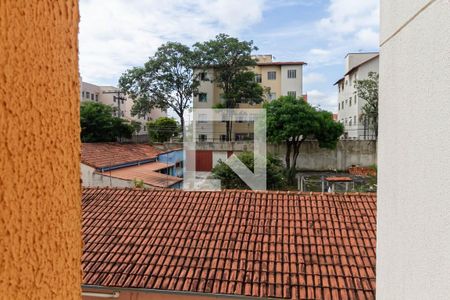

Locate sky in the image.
[79,0,379,113]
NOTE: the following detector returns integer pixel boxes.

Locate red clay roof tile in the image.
[82,188,376,299]
[81,143,163,169]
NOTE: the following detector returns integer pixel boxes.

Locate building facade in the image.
[335,53,379,140]
[377,0,450,299]
[80,81,166,135]
[193,55,305,142]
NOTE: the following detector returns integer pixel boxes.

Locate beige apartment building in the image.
[194,55,305,142]
[80,81,166,135]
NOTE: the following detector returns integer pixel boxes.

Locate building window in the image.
[220,135,226,141]
[200,72,207,81]
[287,91,297,98]
[198,134,207,142]
[113,96,116,102]
[354,116,357,125]
[82,91,85,98]
[91,94,94,100]
[267,71,276,80]
[95,94,98,101]
[255,74,262,83]
[199,93,207,102]
[287,69,296,78]
[338,103,340,110]
[349,97,352,106]
[354,96,357,104]
[121,111,124,117]
[86,92,90,99]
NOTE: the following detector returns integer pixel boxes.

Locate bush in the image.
[211,152,287,190]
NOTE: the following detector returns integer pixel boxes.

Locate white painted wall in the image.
[81,164,140,188]
[377,1,450,299]
[337,55,379,139]
[212,151,228,167]
[280,65,303,97]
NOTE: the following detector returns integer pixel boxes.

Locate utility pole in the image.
[102,89,126,117]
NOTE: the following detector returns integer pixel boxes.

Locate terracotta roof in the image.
[97,163,182,188]
[325,177,353,182]
[81,143,163,169]
[82,188,376,299]
[257,61,306,66]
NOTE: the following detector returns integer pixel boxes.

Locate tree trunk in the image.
[285,141,292,169]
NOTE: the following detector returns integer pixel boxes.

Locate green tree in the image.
[80,102,134,142]
[147,117,179,143]
[130,120,142,135]
[119,42,199,132]
[355,72,379,139]
[193,34,265,141]
[265,96,344,184]
[211,152,287,190]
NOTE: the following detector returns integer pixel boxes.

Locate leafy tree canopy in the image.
[211,152,287,190]
[193,34,264,140]
[355,72,379,139]
[80,102,134,142]
[264,96,344,183]
[147,117,179,143]
[119,42,199,131]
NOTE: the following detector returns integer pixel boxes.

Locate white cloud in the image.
[79,0,266,84]
[306,89,337,112]
[303,72,327,85]
[318,0,379,34]
[304,0,379,67]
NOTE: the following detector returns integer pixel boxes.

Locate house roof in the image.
[81,143,163,169]
[334,55,379,85]
[82,188,376,299]
[257,61,306,66]
[97,163,182,188]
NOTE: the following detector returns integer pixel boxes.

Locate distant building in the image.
[193,55,306,142]
[335,53,379,140]
[80,81,166,135]
[81,143,183,189]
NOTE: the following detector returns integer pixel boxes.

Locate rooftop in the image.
[82,188,376,299]
[81,143,163,170]
[97,163,182,188]
[256,61,306,66]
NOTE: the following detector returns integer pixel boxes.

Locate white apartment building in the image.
[80,81,166,135]
[335,52,379,139]
[193,55,305,142]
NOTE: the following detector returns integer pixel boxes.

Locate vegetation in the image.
[193,34,265,140]
[132,178,145,188]
[355,72,379,139]
[211,152,287,190]
[80,102,134,142]
[147,117,179,143]
[119,42,199,132]
[265,96,344,184]
[130,120,142,135]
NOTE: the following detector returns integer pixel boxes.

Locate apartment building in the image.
[80,81,166,135]
[335,52,379,140]
[194,55,305,142]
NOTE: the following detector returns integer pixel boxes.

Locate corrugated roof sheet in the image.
[82,188,376,299]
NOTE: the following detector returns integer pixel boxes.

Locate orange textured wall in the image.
[0,1,81,299]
